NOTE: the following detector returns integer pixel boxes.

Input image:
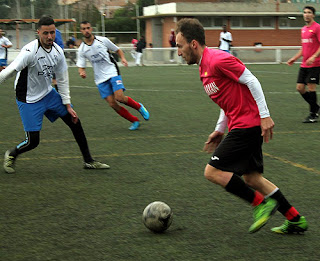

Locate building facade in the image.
[141,1,319,48]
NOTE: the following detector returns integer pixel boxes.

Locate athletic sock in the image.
[126,97,141,110]
[308,91,319,114]
[225,174,264,206]
[301,92,311,104]
[61,115,93,163]
[269,189,300,221]
[117,106,139,122]
[8,131,41,158]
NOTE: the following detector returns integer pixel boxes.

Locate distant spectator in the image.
[0,28,12,72]
[149,43,153,48]
[169,29,176,62]
[135,36,146,66]
[131,38,138,59]
[66,37,77,65]
[66,36,75,47]
[219,25,232,53]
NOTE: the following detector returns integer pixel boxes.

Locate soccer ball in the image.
[142,201,173,233]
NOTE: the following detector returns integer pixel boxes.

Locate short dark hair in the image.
[175,18,205,46]
[304,6,316,15]
[80,21,90,26]
[38,15,55,29]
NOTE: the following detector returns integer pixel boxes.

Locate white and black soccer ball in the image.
[142,201,173,233]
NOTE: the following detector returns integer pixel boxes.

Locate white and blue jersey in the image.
[1,39,71,131]
[11,39,68,103]
[77,36,120,85]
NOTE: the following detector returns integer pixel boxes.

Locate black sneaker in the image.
[302,113,319,123]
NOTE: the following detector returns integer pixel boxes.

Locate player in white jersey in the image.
[0,28,12,72]
[0,16,110,173]
[218,25,232,53]
[77,21,149,131]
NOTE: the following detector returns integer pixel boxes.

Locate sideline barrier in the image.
[7,46,302,66]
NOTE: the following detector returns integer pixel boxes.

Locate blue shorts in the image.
[0,59,7,67]
[16,89,69,131]
[97,75,126,99]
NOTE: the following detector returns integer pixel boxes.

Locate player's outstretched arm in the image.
[0,62,16,84]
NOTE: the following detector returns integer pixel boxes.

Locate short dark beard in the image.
[187,48,198,65]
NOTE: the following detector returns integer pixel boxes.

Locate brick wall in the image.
[205,29,301,47]
[145,20,301,47]
[162,17,176,47]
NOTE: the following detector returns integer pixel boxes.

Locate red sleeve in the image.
[215,56,246,82]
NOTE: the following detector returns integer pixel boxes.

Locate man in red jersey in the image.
[175,18,308,234]
[287,6,320,123]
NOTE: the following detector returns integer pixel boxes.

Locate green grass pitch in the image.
[1,64,320,260]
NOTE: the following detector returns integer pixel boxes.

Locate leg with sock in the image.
[308,91,319,115]
[116,106,139,123]
[61,114,110,169]
[301,91,311,106]
[301,90,319,123]
[125,96,141,110]
[122,96,150,121]
[116,106,140,130]
[61,114,93,163]
[267,188,308,234]
[3,131,40,173]
[225,174,264,206]
[225,174,278,233]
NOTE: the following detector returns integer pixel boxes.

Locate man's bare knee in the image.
[204,164,232,187]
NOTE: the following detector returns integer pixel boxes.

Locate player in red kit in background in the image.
[287,6,320,123]
[175,18,308,234]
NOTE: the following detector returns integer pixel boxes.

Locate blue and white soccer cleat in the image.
[138,103,150,121]
[129,121,140,130]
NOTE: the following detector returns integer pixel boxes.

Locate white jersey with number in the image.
[77,36,120,85]
[10,39,67,103]
[0,36,12,59]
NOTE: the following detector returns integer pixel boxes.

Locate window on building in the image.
[232,17,241,27]
[279,16,304,28]
[231,16,275,28]
[262,17,272,27]
[196,17,226,28]
[242,17,259,27]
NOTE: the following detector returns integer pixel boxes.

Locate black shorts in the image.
[297,67,320,85]
[208,126,263,175]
